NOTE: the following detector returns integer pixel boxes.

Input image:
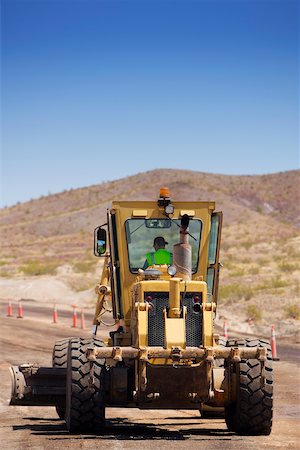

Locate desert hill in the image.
[1,168,299,235]
[0,169,299,337]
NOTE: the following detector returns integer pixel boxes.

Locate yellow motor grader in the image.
[10,188,273,435]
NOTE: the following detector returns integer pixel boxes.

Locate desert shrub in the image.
[246,304,262,322]
[240,257,251,264]
[286,246,299,259]
[224,254,235,262]
[240,240,253,250]
[219,284,254,302]
[270,278,288,289]
[219,284,238,299]
[230,267,245,277]
[249,265,259,275]
[278,261,299,272]
[222,259,236,270]
[0,270,9,277]
[285,304,300,320]
[20,260,58,276]
[293,283,299,295]
[73,280,96,292]
[221,242,230,251]
[73,260,97,273]
[244,288,254,301]
[257,257,270,265]
[257,278,288,291]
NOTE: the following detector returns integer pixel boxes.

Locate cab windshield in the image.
[125,218,202,273]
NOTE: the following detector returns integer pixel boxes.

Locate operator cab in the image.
[94,187,222,321]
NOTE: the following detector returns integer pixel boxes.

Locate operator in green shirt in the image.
[143,236,172,270]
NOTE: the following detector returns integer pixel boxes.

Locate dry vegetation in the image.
[0,169,299,337]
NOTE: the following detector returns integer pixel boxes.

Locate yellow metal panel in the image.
[137,308,148,347]
[132,210,148,217]
[168,277,181,318]
[202,302,214,346]
[180,210,195,217]
[164,317,186,348]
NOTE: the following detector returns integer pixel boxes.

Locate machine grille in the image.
[183,294,202,347]
[147,292,202,347]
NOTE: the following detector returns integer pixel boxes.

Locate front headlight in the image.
[165,204,174,215]
[167,265,177,276]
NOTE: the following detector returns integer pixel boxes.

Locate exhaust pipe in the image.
[173,214,192,280]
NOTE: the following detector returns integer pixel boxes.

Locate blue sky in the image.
[1,0,299,206]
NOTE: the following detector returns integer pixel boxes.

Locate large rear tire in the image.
[52,338,70,419]
[225,338,273,435]
[65,337,106,433]
[215,336,227,368]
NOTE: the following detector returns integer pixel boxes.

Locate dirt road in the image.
[0,315,299,450]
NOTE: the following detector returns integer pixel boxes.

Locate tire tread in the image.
[225,338,273,435]
[66,337,105,433]
[52,338,70,419]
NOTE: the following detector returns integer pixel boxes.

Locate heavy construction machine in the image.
[10,188,273,435]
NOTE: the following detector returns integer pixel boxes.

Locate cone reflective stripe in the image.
[72,306,77,328]
[7,301,13,317]
[271,324,280,361]
[80,309,85,330]
[17,301,23,319]
[223,320,228,340]
[53,304,58,323]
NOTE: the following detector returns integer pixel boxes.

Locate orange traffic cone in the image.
[270,324,280,361]
[80,309,85,330]
[7,301,13,317]
[53,304,58,323]
[223,320,228,340]
[17,301,23,319]
[72,306,77,328]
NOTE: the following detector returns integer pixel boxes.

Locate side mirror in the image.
[94,227,107,256]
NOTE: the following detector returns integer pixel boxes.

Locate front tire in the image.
[225,338,273,435]
[65,337,106,433]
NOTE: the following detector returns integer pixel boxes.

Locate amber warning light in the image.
[159,187,170,198]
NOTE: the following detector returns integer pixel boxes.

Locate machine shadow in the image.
[13,416,234,441]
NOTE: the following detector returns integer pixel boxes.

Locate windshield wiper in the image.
[166,215,197,241]
[130,221,146,235]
